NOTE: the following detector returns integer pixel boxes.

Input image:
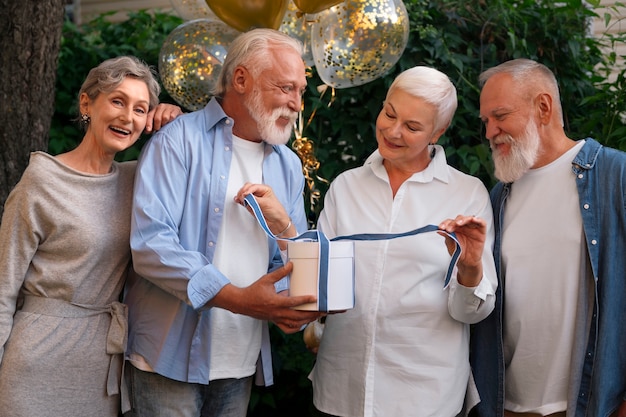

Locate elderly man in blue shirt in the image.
[124,28,323,417]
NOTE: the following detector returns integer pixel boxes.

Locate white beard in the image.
[245,88,297,145]
[491,118,541,183]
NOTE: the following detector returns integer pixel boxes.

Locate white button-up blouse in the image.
[310,146,497,417]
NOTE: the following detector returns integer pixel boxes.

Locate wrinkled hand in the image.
[234,182,294,238]
[438,214,487,287]
[211,262,324,334]
[145,103,183,133]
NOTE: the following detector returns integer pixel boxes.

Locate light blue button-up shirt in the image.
[126,98,306,384]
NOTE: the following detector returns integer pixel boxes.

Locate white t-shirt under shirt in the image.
[209,135,268,381]
[502,140,585,414]
[128,136,269,380]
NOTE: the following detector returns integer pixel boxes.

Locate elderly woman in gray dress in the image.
[0,56,181,417]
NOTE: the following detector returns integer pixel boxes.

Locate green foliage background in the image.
[49,1,625,415]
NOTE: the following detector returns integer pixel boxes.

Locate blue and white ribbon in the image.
[244,194,462,311]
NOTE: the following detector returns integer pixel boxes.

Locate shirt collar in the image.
[365,144,450,184]
[571,138,598,171]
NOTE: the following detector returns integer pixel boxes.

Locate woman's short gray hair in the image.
[386,66,458,134]
[78,56,161,113]
[212,28,303,97]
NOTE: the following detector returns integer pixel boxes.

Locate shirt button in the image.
[578,174,584,179]
[583,203,590,209]
[225,146,230,151]
[214,207,220,213]
[220,175,225,180]
[591,239,597,245]
[208,242,214,247]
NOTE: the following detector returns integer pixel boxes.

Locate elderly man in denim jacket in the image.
[470,58,626,417]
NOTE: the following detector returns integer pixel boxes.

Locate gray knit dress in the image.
[0,152,136,417]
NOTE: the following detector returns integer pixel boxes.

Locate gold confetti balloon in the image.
[159,19,240,111]
[311,0,409,88]
[170,0,217,21]
[279,1,315,67]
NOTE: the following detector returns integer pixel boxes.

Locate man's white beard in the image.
[491,118,541,183]
[246,88,297,145]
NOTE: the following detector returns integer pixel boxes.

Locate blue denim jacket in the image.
[469,139,626,417]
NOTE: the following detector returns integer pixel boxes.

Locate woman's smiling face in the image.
[375,89,442,174]
[81,77,150,155]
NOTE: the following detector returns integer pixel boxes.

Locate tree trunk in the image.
[0,0,65,213]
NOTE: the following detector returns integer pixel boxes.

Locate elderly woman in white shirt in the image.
[308,66,497,417]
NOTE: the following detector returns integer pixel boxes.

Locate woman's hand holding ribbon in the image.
[438,215,486,287]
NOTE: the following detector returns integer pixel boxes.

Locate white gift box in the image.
[288,240,355,312]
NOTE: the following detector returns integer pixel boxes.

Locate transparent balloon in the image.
[169,0,218,21]
[311,0,409,89]
[279,1,315,67]
[159,19,240,111]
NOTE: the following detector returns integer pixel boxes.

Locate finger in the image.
[145,108,156,133]
[439,215,484,232]
[277,322,302,334]
[234,183,259,203]
[293,311,326,322]
[152,107,167,131]
[167,106,183,119]
[251,185,272,197]
[460,214,484,225]
[158,106,182,127]
[452,215,474,227]
[242,184,272,199]
[276,311,322,331]
[437,231,458,255]
[283,294,318,308]
[235,185,276,207]
[457,216,486,232]
[263,262,293,283]
[152,115,162,131]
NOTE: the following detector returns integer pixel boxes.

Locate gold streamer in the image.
[292,85,335,218]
